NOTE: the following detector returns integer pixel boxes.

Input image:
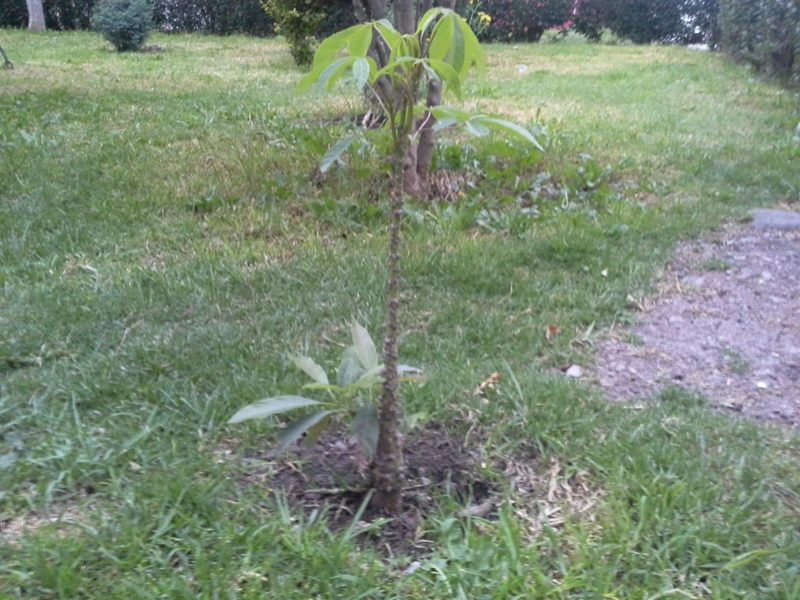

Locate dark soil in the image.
[235,423,494,555]
[595,209,800,427]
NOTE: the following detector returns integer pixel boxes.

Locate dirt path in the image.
[595,208,800,427]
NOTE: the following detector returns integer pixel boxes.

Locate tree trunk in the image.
[395,0,416,34]
[26,0,46,32]
[371,160,406,514]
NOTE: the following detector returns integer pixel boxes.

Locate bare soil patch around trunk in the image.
[596,208,800,427]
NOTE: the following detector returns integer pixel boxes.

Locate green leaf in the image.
[449,15,466,75]
[351,320,379,370]
[469,116,544,150]
[292,355,328,385]
[417,7,449,37]
[373,56,417,81]
[348,23,374,57]
[318,56,358,90]
[455,13,485,78]
[337,347,365,387]
[465,119,490,137]
[428,14,454,63]
[351,57,371,91]
[374,19,401,48]
[313,23,371,69]
[320,135,358,173]
[228,396,321,424]
[275,410,334,455]
[431,105,472,123]
[426,58,462,98]
[352,403,379,459]
[305,413,333,446]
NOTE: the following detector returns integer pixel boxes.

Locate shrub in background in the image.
[475,0,573,42]
[718,0,799,82]
[92,0,153,51]
[262,0,354,66]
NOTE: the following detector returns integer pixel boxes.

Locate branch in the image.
[0,44,13,70]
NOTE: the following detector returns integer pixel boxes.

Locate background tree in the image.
[25,0,45,31]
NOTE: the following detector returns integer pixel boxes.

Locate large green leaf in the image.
[292,355,328,385]
[469,116,544,150]
[351,320,379,370]
[348,22,374,57]
[318,56,358,90]
[426,58,462,98]
[337,347,365,387]
[314,23,371,69]
[228,396,321,424]
[320,135,359,173]
[351,57,372,91]
[417,7,450,37]
[352,403,379,459]
[457,13,485,78]
[374,19,401,49]
[428,14,454,63]
[275,410,334,455]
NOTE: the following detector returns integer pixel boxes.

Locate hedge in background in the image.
[475,0,573,42]
[0,0,274,34]
[573,0,718,44]
[718,0,799,82]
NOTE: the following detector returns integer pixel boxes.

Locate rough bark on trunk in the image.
[26,0,46,31]
[371,158,406,514]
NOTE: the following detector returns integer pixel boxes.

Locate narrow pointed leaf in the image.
[466,119,490,137]
[228,396,321,424]
[275,410,334,455]
[351,57,371,91]
[351,321,379,370]
[470,116,544,150]
[320,135,358,173]
[292,355,328,385]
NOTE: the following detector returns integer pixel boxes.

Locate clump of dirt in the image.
[232,423,494,555]
[595,209,800,426]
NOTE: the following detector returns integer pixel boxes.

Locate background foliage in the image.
[472,0,573,42]
[92,0,153,51]
[572,0,718,44]
[718,0,799,82]
[0,0,275,34]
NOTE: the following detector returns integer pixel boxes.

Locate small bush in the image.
[719,0,799,83]
[475,0,573,42]
[92,0,153,51]
[262,0,354,66]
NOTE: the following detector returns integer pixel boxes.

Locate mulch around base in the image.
[234,423,494,555]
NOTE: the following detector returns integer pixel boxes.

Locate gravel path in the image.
[595,209,800,427]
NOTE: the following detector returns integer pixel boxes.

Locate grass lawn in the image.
[1,30,799,598]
